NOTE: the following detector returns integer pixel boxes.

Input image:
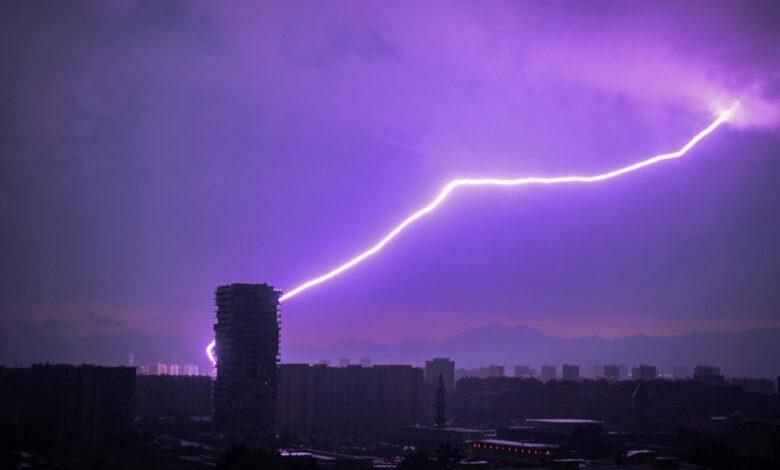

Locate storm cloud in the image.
[1,1,778,351]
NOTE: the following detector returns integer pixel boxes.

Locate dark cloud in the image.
[87,312,125,327]
[39,317,71,331]
[6,317,71,334]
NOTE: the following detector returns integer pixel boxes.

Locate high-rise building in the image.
[487,365,505,378]
[278,363,425,432]
[672,365,689,379]
[213,283,281,444]
[633,365,657,381]
[730,377,776,395]
[136,375,212,418]
[693,365,724,386]
[424,358,455,429]
[338,358,350,368]
[425,358,455,393]
[183,363,199,376]
[514,365,532,378]
[0,364,135,441]
[454,376,544,424]
[619,364,629,381]
[277,364,311,431]
[541,365,556,382]
[168,364,180,376]
[604,364,621,382]
[694,365,721,377]
[562,364,579,381]
[435,373,446,428]
[373,365,426,427]
[359,357,372,368]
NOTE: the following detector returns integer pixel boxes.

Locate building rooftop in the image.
[525,418,602,426]
[478,439,559,449]
[409,425,489,434]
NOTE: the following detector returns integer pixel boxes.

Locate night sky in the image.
[1,1,779,355]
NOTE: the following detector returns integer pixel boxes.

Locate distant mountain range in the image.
[2,323,778,379]
[283,324,780,379]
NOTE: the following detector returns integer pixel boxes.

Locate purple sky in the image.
[1,0,779,349]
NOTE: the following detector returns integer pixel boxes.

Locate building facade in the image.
[604,364,621,382]
[0,364,135,442]
[213,283,281,444]
[135,375,213,418]
[278,363,425,434]
[562,364,580,381]
[425,358,455,393]
[632,365,657,381]
[541,365,556,382]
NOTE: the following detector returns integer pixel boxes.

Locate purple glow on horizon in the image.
[205,105,737,366]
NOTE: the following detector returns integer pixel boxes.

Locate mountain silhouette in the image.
[283,323,780,378]
[2,323,778,378]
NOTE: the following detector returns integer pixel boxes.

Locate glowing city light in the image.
[206,105,737,366]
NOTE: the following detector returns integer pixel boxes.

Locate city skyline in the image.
[4,320,780,380]
[2,2,780,467]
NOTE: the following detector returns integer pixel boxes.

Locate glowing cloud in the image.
[206,105,737,365]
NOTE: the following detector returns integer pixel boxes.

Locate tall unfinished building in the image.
[213,283,281,444]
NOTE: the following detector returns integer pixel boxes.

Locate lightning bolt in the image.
[206,105,738,366]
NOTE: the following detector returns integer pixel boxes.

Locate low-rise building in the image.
[470,439,561,466]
